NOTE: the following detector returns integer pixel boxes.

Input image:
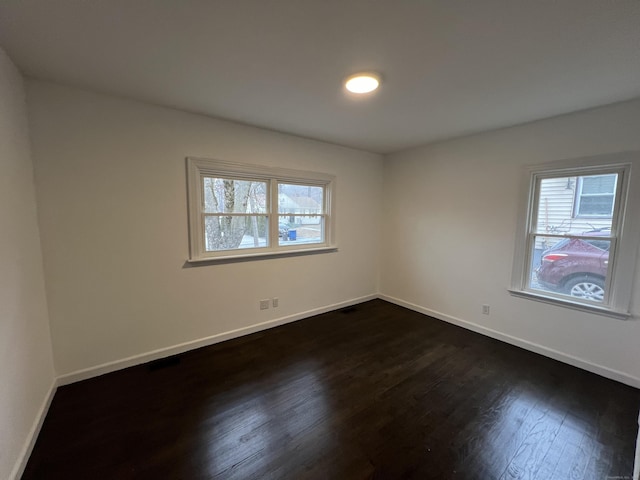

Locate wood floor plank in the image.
[22,300,640,479]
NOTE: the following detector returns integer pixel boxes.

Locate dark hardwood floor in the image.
[23,300,639,479]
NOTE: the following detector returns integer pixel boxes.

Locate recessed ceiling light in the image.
[344,73,381,94]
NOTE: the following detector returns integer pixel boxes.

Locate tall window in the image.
[510,154,640,318]
[187,158,335,261]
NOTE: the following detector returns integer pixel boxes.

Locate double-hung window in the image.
[186,158,335,261]
[510,153,640,318]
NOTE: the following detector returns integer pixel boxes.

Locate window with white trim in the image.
[186,158,335,261]
[510,153,640,318]
[574,173,616,217]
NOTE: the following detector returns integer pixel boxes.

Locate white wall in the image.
[0,50,55,479]
[381,99,640,387]
[27,80,383,377]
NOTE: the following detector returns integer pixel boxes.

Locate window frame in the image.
[509,152,640,319]
[573,173,617,218]
[186,157,336,262]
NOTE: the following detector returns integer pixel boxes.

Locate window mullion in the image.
[270,178,278,249]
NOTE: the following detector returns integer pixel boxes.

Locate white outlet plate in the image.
[260,299,269,310]
[482,304,490,315]
[272,297,279,308]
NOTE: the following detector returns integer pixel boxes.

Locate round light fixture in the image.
[344,72,380,94]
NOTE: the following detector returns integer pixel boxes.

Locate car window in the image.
[546,238,569,252]
[585,240,609,251]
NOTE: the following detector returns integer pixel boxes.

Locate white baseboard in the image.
[10,378,57,480]
[635,410,639,480]
[57,294,377,386]
[379,294,640,389]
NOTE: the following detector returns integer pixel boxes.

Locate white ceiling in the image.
[0,0,639,154]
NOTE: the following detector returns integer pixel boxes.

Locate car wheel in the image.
[564,276,605,302]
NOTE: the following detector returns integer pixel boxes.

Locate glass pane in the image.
[204,215,268,251]
[278,183,324,215]
[535,176,614,234]
[577,195,614,216]
[277,215,324,246]
[576,173,617,217]
[203,178,267,214]
[529,235,609,303]
[581,174,616,195]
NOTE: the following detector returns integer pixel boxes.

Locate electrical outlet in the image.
[272,297,279,308]
[482,304,490,315]
[260,299,269,310]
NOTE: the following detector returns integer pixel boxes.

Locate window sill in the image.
[507,289,630,320]
[185,246,338,266]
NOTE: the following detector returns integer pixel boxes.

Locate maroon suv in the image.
[535,234,609,302]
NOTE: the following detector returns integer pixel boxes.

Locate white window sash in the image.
[187,157,336,262]
[509,152,640,318]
